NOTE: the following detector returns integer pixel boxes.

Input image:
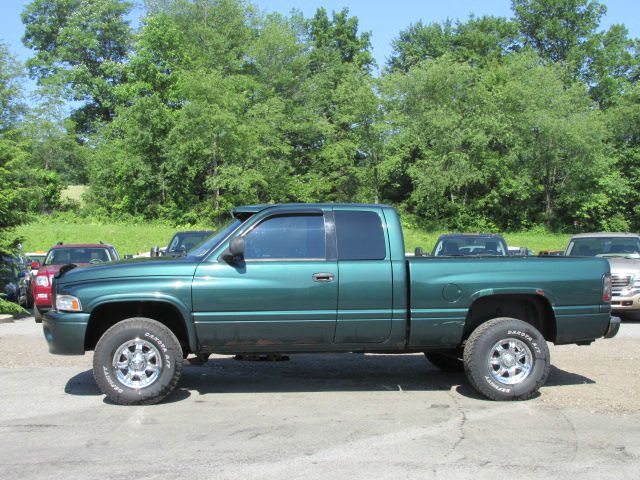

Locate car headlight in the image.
[35,275,49,287]
[56,295,82,312]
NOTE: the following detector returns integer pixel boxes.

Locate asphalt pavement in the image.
[1,315,639,480]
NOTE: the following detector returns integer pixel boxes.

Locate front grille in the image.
[612,275,632,289]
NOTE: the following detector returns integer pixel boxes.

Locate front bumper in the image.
[611,292,640,311]
[42,310,90,355]
[604,316,621,339]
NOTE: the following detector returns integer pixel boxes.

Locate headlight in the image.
[56,295,82,312]
[35,275,49,287]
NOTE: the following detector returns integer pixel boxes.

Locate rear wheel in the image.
[463,317,550,401]
[93,317,183,405]
[25,289,33,309]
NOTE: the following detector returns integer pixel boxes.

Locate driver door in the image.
[192,210,339,348]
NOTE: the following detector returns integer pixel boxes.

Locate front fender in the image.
[88,293,198,352]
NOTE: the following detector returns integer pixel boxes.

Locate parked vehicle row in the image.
[5,225,640,324]
[32,243,120,322]
[2,230,217,314]
[1,251,35,309]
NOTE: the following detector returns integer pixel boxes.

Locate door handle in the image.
[312,272,334,283]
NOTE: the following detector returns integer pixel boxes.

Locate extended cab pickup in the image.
[44,204,619,405]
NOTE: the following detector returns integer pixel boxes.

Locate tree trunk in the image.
[372,151,379,204]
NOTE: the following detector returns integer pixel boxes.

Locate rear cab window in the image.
[334,210,387,260]
[432,235,507,257]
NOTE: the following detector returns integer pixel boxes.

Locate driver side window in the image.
[243,214,326,260]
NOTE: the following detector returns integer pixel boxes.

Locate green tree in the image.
[512,0,639,107]
[388,16,520,72]
[512,0,605,65]
[381,52,608,229]
[22,0,133,132]
[0,43,30,250]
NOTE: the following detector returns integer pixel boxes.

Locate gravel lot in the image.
[1,315,639,479]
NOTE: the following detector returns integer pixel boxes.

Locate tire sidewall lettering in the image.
[103,366,124,394]
[144,331,172,369]
[507,329,543,355]
[484,375,511,393]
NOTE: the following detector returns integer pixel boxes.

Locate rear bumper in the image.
[42,310,90,355]
[604,316,621,339]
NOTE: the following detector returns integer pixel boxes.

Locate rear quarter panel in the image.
[408,256,610,347]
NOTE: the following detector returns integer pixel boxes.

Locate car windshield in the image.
[28,255,46,265]
[167,231,214,253]
[186,219,243,259]
[44,247,113,265]
[567,237,640,258]
[433,236,507,256]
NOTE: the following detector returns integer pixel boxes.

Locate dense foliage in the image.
[2,0,640,234]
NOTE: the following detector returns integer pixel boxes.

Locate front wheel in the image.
[463,318,550,401]
[93,318,183,405]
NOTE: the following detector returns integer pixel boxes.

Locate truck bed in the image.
[406,255,611,347]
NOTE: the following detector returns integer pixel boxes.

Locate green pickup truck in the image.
[44,204,619,405]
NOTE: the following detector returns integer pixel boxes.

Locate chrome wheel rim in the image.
[112,338,162,389]
[488,338,533,385]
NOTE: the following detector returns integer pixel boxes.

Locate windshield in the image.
[167,231,213,253]
[44,247,114,265]
[567,237,640,258]
[432,236,507,256]
[186,219,243,259]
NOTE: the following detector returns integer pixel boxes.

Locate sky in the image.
[2,0,640,78]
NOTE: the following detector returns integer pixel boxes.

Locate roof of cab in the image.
[231,203,392,217]
[570,232,640,239]
[436,233,505,238]
[49,243,114,249]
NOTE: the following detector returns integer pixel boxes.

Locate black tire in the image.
[26,287,33,309]
[34,307,43,323]
[93,317,183,405]
[463,317,550,401]
[424,351,464,372]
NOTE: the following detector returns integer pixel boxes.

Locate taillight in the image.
[602,274,612,302]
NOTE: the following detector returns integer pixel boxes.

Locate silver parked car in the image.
[565,233,640,316]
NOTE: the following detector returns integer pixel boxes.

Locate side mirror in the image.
[222,237,245,263]
[150,246,159,257]
[414,247,424,257]
[31,261,40,269]
[229,237,245,257]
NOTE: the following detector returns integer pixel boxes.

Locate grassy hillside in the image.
[13,221,179,256]
[13,218,572,256]
[61,185,88,206]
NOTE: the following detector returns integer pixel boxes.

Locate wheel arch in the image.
[84,299,197,353]
[464,293,557,343]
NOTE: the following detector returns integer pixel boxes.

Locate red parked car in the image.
[33,243,119,322]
